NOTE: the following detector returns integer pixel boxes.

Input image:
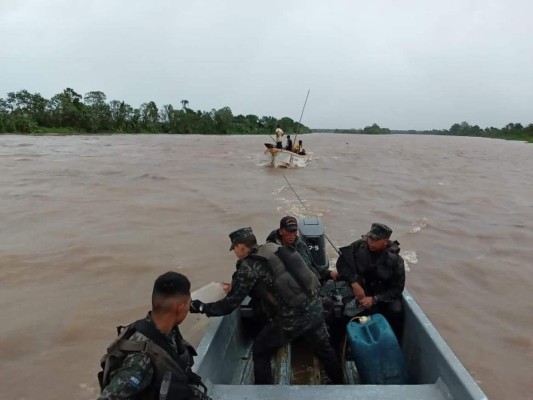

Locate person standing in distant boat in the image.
[275,125,284,149]
[285,135,293,152]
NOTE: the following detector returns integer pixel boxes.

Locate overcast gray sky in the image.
[1,0,532,130]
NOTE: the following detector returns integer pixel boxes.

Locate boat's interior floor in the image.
[214,338,451,400]
[195,293,487,400]
[231,339,340,385]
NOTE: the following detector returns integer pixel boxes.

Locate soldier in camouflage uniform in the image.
[190,227,343,385]
[98,272,209,400]
[336,223,406,339]
[266,216,338,282]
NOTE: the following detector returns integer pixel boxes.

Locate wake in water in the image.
[409,218,428,233]
[402,251,419,272]
[274,185,331,218]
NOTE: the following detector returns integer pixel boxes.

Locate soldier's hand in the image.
[329,270,339,281]
[190,300,205,314]
[222,282,232,294]
[360,296,374,309]
[351,282,365,300]
[190,386,213,400]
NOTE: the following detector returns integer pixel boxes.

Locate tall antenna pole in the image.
[293,89,310,146]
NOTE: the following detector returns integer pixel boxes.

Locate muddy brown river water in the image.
[0,133,532,399]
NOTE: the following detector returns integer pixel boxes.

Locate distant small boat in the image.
[264,143,313,168]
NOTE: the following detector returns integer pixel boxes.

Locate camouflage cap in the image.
[229,227,254,251]
[366,223,392,240]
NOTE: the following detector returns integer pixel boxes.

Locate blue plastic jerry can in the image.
[346,313,408,384]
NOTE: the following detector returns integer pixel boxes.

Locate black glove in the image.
[190,385,213,400]
[190,300,205,314]
[164,382,193,400]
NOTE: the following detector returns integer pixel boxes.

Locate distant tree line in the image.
[322,123,391,135]
[0,88,310,135]
[393,121,533,142]
[313,121,533,143]
[435,121,533,142]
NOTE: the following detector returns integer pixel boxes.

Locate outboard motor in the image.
[299,217,365,320]
[298,217,329,270]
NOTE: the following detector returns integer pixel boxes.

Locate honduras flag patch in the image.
[127,374,142,388]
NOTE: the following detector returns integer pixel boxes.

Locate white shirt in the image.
[275,128,284,143]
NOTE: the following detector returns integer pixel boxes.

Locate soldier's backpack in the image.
[98,322,138,391]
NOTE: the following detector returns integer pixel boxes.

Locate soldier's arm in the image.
[335,247,360,285]
[98,353,153,400]
[336,245,366,299]
[374,255,406,303]
[203,262,259,317]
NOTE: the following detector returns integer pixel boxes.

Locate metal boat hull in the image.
[193,290,487,400]
[265,148,312,168]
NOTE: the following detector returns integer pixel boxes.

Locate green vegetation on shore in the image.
[2,89,531,143]
[315,122,533,143]
[326,123,391,135]
[0,88,310,135]
[436,121,533,143]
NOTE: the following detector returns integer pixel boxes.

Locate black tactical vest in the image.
[350,239,400,294]
[98,319,208,400]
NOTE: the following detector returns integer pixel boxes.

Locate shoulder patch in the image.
[127,373,142,389]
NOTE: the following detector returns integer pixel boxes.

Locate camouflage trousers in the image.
[252,318,344,385]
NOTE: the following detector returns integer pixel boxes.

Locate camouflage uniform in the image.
[204,245,324,329]
[98,314,194,400]
[266,229,331,282]
[202,228,343,385]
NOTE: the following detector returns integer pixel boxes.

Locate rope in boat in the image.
[282,175,341,256]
